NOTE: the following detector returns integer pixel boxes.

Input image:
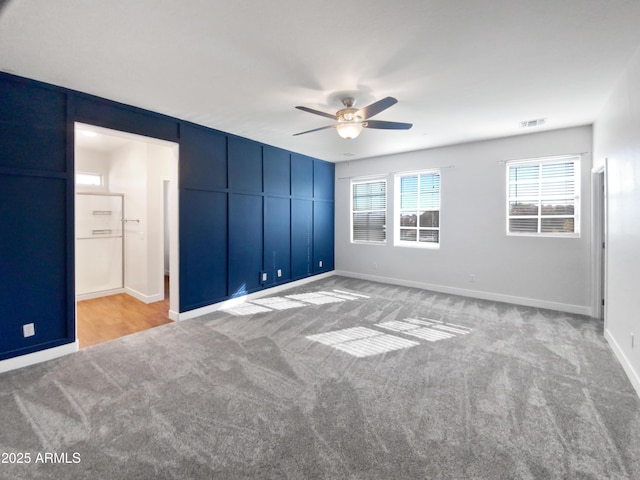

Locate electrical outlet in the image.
[319,260,323,268]
[261,272,267,282]
[277,269,282,278]
[23,323,35,337]
[469,274,476,283]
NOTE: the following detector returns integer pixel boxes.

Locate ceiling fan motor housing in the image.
[338,107,363,123]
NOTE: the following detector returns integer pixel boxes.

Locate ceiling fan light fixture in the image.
[336,121,364,140]
[293,96,411,138]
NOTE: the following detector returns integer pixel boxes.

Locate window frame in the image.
[505,155,581,238]
[350,177,388,245]
[75,172,104,187]
[394,169,441,249]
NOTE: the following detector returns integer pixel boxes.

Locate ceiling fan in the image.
[293,96,412,140]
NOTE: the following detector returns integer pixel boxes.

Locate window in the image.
[395,170,440,246]
[507,156,580,236]
[75,172,103,187]
[351,179,387,243]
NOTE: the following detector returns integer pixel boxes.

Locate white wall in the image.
[109,141,150,300]
[74,148,110,193]
[108,139,177,304]
[335,126,593,314]
[146,143,174,298]
[593,44,640,396]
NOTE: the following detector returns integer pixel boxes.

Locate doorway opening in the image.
[591,161,607,323]
[74,123,179,348]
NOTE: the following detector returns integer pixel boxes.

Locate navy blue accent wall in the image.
[264,196,291,285]
[179,190,229,309]
[263,146,291,195]
[0,71,334,363]
[74,95,179,142]
[313,201,335,272]
[228,137,262,193]
[314,160,335,200]
[180,124,227,190]
[0,74,73,360]
[178,130,334,311]
[291,153,314,197]
[0,176,70,357]
[228,193,264,296]
[0,79,67,172]
[291,199,314,280]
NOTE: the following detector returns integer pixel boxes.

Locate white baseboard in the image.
[605,328,640,398]
[176,271,335,321]
[334,270,591,315]
[76,287,125,301]
[0,341,79,375]
[76,288,164,304]
[125,287,164,304]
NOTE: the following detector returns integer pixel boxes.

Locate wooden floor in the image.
[76,277,172,349]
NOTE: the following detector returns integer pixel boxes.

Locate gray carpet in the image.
[1,276,639,479]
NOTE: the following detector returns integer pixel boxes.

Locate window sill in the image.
[507,232,581,239]
[351,241,388,246]
[393,241,440,250]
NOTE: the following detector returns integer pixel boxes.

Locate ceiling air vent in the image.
[519,118,546,128]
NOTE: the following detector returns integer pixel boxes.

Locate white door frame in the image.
[591,160,608,322]
[74,123,180,323]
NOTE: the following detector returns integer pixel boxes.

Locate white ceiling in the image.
[2,0,640,162]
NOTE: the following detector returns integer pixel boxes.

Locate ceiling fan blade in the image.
[357,96,398,119]
[365,120,413,130]
[293,125,336,136]
[295,106,337,120]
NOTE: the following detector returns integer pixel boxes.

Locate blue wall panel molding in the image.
[314,160,335,200]
[229,193,264,296]
[0,71,334,364]
[264,196,291,285]
[0,77,67,172]
[291,153,314,198]
[228,137,263,194]
[313,201,335,273]
[0,175,70,360]
[73,94,180,142]
[180,123,228,191]
[0,72,73,361]
[291,199,314,280]
[179,190,229,311]
[263,146,291,196]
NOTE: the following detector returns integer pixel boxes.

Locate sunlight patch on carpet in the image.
[252,297,306,310]
[221,289,370,316]
[377,319,472,342]
[225,304,272,316]
[286,292,347,305]
[306,327,418,357]
[332,289,370,299]
[306,326,381,345]
[332,335,419,358]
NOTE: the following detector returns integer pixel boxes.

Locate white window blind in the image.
[351,179,387,243]
[396,170,440,245]
[507,156,580,236]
